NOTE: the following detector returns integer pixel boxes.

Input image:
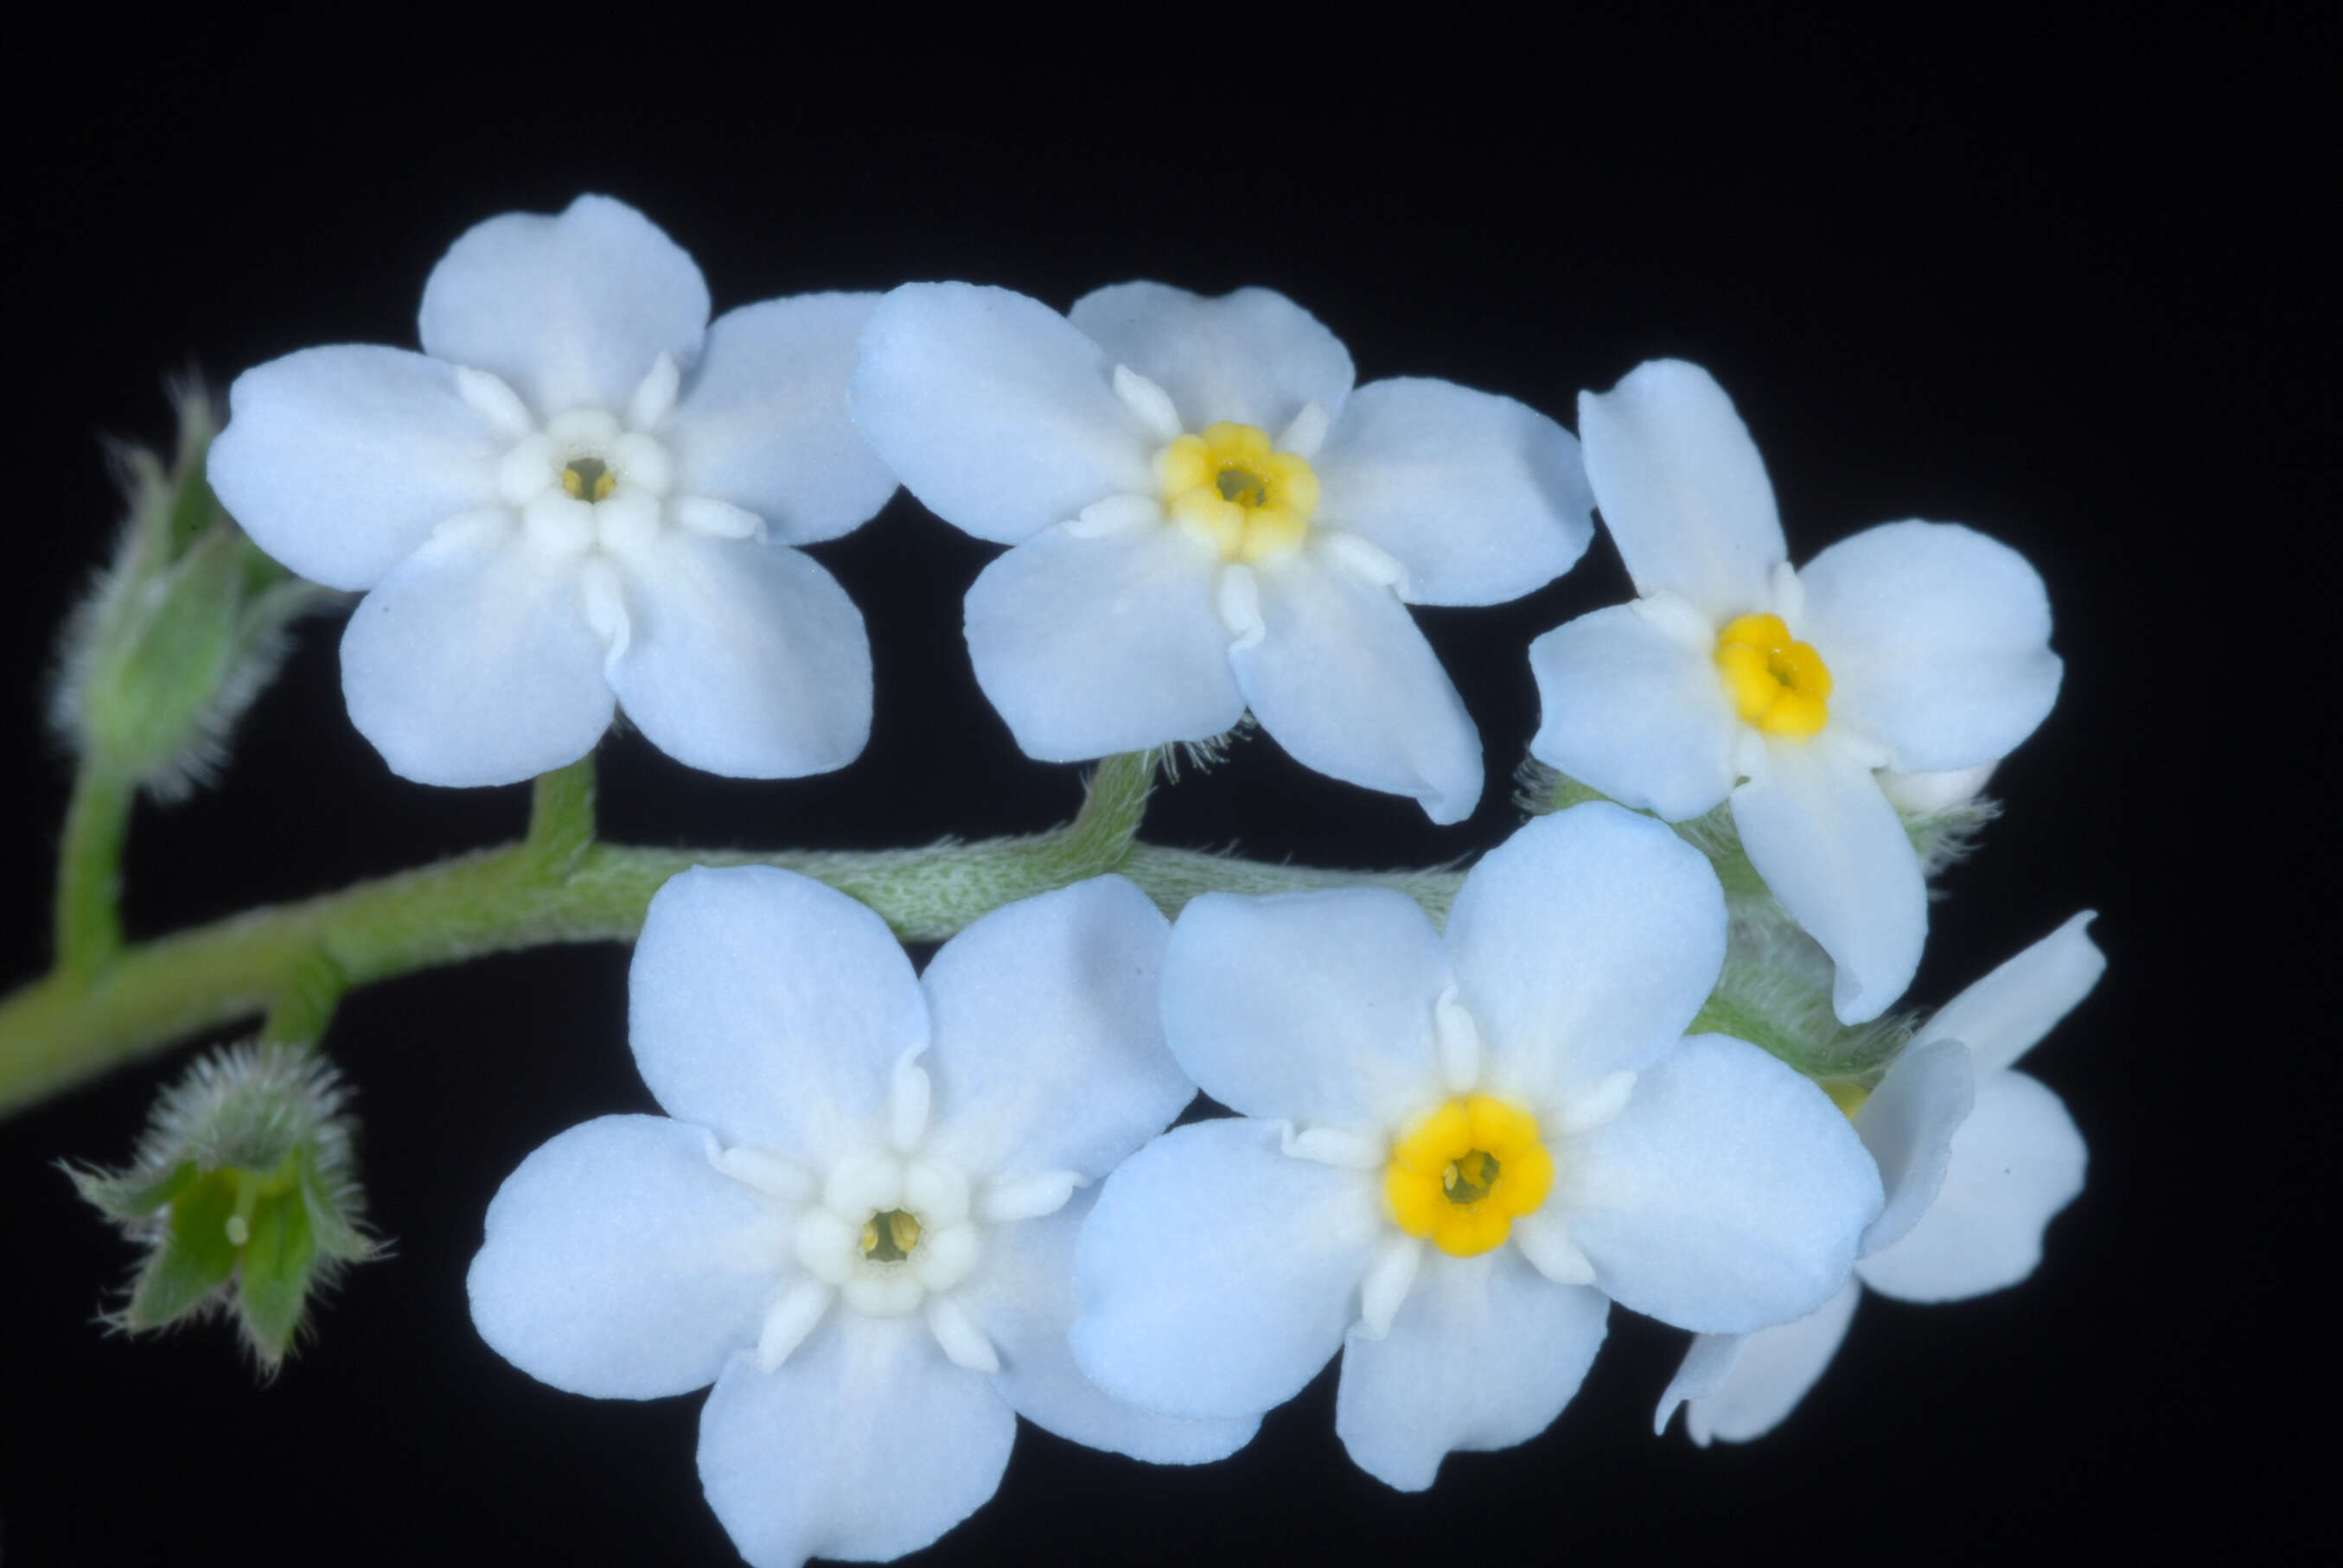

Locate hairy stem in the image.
[54,762,135,978]
[0,751,1463,1120]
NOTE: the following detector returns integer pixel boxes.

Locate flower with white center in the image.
[1660,911,2104,1445]
[849,281,1595,824]
[1527,360,2062,1022]
[468,868,1251,1568]
[209,195,897,787]
[1069,803,1883,1490]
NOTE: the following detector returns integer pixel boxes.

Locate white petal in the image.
[958,1190,1258,1463]
[1312,377,1593,606]
[1853,1038,1976,1256]
[850,282,1153,545]
[1879,761,1996,815]
[1446,806,1726,1110]
[1067,281,1355,433]
[1730,734,1925,1024]
[697,1316,1014,1568]
[212,346,502,590]
[629,866,928,1165]
[964,519,1244,761]
[1526,602,1740,821]
[1162,889,1453,1126]
[339,514,613,786]
[1796,521,2062,771]
[1563,1034,1880,1333]
[1667,1278,1861,1445]
[468,1115,790,1399]
[916,876,1191,1180]
[1856,1070,2085,1303]
[602,532,870,779]
[665,294,897,546]
[418,194,709,418]
[1915,911,2106,1075]
[1233,550,1483,824]
[1072,1119,1382,1421]
[1577,360,1786,620]
[1334,1250,1607,1491]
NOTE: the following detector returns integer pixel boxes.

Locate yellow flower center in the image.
[560,457,618,502]
[1714,613,1832,738]
[859,1208,922,1262]
[1158,422,1319,564]
[1384,1094,1555,1257]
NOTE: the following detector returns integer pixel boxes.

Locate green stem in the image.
[526,753,597,871]
[54,762,136,978]
[3,748,1466,1119]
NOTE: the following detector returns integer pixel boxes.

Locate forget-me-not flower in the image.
[850,281,1594,823]
[211,195,896,787]
[1528,360,2062,1021]
[469,868,1250,1568]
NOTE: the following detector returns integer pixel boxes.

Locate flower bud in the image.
[48,381,335,800]
[68,1042,377,1374]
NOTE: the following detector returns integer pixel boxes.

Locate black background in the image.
[1,10,2320,1565]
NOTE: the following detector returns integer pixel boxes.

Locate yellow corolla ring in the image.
[1714,612,1832,738]
[1158,421,1319,564]
[1384,1094,1555,1257]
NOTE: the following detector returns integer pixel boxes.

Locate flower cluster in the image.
[188,195,2100,1568]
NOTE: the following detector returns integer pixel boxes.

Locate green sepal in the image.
[71,1157,199,1221]
[236,1183,318,1364]
[124,1170,243,1329]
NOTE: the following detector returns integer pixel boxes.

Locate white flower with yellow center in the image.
[468,868,1251,1568]
[1069,804,1883,1490]
[209,195,897,787]
[849,281,1595,824]
[1661,912,2103,1444]
[1528,360,2063,1022]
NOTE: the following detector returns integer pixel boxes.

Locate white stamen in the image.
[794,1208,859,1285]
[903,1158,970,1227]
[1280,1124,1386,1170]
[524,491,597,558]
[823,1149,904,1215]
[456,367,537,442]
[609,431,674,495]
[1276,399,1331,461]
[1630,590,1717,650]
[888,1055,931,1153]
[716,1145,814,1201]
[754,1280,833,1371]
[1318,529,1412,599]
[842,1272,923,1317]
[1064,494,1162,539]
[1214,563,1265,649]
[1357,1235,1423,1339]
[592,491,661,558]
[545,407,622,447]
[1555,1070,1637,1135]
[923,1295,999,1374]
[625,352,682,431]
[497,435,562,506]
[912,1221,982,1292]
[1433,987,1482,1093]
[578,558,631,671]
[674,495,765,540]
[1515,1218,1597,1287]
[1112,364,1184,443]
[978,1170,1083,1222]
